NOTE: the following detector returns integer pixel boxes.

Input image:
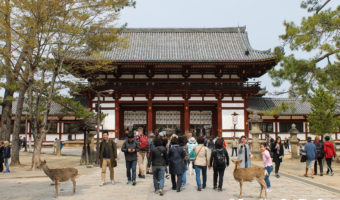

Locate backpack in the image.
[189,150,196,161]
[139,135,149,150]
[315,142,324,158]
[215,149,226,167]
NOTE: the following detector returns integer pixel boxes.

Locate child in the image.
[261,143,273,192]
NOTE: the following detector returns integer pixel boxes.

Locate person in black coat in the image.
[271,137,284,178]
[148,137,168,196]
[3,141,11,173]
[0,141,4,172]
[209,138,229,191]
[168,137,186,192]
[121,133,140,185]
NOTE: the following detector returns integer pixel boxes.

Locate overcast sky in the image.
[116,0,336,97]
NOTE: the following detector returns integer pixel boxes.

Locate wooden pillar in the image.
[147,99,153,136]
[305,121,308,140]
[115,102,120,139]
[244,97,249,138]
[217,101,222,138]
[59,122,62,140]
[184,100,190,135]
[274,116,278,138]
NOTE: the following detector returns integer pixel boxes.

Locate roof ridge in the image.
[122,27,246,33]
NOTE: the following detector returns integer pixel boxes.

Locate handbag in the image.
[300,152,307,163]
[192,145,204,168]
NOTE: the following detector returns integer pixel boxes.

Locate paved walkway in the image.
[1,148,340,200]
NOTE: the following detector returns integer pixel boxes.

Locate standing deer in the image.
[232,160,267,199]
[39,160,78,197]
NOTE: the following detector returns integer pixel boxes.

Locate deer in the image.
[39,160,78,197]
[232,160,267,199]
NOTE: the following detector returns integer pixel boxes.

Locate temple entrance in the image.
[190,111,213,138]
[123,110,147,137]
[155,111,181,137]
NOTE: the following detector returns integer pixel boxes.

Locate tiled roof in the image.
[0,101,68,115]
[248,97,340,115]
[70,27,275,62]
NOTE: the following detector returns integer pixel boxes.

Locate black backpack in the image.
[315,142,324,158]
[215,149,226,167]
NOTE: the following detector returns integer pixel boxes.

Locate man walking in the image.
[302,137,317,178]
[99,132,117,186]
[135,127,148,178]
[121,133,139,185]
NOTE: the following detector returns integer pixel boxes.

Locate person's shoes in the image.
[218,188,222,192]
[154,189,159,194]
[213,185,217,190]
[320,173,323,176]
[138,174,142,178]
[111,180,115,185]
[127,181,131,184]
[275,174,280,178]
[132,181,137,186]
[202,185,206,189]
[266,188,272,193]
[139,175,145,179]
[331,172,335,176]
[172,187,176,190]
[176,189,181,192]
[99,182,105,186]
[159,189,164,196]
[197,188,202,191]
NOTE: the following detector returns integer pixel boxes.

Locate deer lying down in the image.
[232,160,267,199]
[40,160,78,197]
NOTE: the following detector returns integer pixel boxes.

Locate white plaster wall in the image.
[101,103,115,108]
[222,103,244,108]
[102,110,115,130]
[222,109,244,130]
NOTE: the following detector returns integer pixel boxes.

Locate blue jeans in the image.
[153,167,166,190]
[194,165,207,188]
[245,160,248,168]
[126,160,137,181]
[4,158,10,172]
[265,166,273,188]
[182,170,187,185]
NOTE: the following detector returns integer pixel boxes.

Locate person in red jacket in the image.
[323,136,336,176]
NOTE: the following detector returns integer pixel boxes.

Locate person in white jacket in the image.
[187,137,198,176]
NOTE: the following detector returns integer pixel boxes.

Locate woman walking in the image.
[148,138,168,196]
[314,136,324,176]
[324,136,336,176]
[209,138,229,191]
[187,137,198,176]
[261,143,273,193]
[193,136,210,191]
[168,137,186,192]
[271,137,284,178]
[178,136,189,187]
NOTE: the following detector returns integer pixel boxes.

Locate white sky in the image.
[115,0,337,97]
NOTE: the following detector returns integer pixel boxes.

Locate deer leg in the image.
[257,178,267,199]
[239,180,243,198]
[55,180,59,197]
[72,178,76,195]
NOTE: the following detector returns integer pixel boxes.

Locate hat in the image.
[188,137,196,144]
[128,133,134,138]
[150,133,155,138]
[159,131,166,137]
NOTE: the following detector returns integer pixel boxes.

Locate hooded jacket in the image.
[324,141,336,159]
[187,137,198,157]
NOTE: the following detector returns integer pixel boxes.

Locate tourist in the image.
[121,133,139,185]
[134,127,148,179]
[261,143,273,193]
[314,136,324,176]
[178,136,189,186]
[301,137,317,178]
[22,137,27,152]
[148,138,168,196]
[0,141,4,172]
[187,136,198,176]
[3,141,11,173]
[271,137,284,178]
[324,136,336,176]
[18,136,22,151]
[209,138,229,192]
[231,137,238,157]
[146,133,155,175]
[53,138,58,154]
[99,132,117,186]
[168,137,186,192]
[237,136,252,168]
[207,137,215,150]
[193,136,210,191]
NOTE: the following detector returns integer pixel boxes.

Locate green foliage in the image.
[269,3,340,98]
[307,88,340,135]
[264,101,296,116]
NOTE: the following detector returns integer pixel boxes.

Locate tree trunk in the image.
[11,80,29,166]
[31,132,43,170]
